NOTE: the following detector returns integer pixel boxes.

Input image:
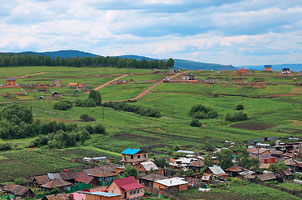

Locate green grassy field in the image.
[1,66,302,183]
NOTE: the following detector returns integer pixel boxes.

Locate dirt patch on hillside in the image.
[231,122,277,130]
[288,120,302,127]
[2,93,18,100]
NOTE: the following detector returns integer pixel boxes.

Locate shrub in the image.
[236,104,244,110]
[190,119,202,127]
[89,90,102,106]
[75,99,96,107]
[189,104,218,119]
[225,112,248,122]
[15,178,27,185]
[80,114,96,122]
[54,101,72,110]
[94,124,106,134]
[0,143,11,151]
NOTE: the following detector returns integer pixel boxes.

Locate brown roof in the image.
[4,184,31,196]
[257,173,277,182]
[41,179,72,189]
[140,174,167,182]
[83,165,118,176]
[244,174,256,179]
[270,150,283,155]
[259,163,271,169]
[34,175,50,185]
[281,169,293,176]
[42,193,69,200]
[247,148,269,154]
[189,159,204,168]
[75,173,95,184]
[225,165,244,172]
[93,170,116,178]
[284,158,296,166]
[59,172,79,181]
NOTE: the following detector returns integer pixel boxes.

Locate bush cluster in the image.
[103,102,161,118]
[0,143,11,151]
[75,99,96,107]
[80,114,96,122]
[53,101,73,110]
[189,105,218,119]
[225,112,248,122]
[190,119,202,127]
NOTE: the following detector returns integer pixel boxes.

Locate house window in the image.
[144,154,146,158]
[131,155,134,159]
[139,166,141,169]
[138,155,140,159]
[130,191,132,195]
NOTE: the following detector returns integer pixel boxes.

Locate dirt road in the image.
[93,74,128,91]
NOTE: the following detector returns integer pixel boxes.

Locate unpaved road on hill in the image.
[93,74,128,91]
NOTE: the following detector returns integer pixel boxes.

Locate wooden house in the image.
[257,173,277,182]
[75,173,99,187]
[204,165,229,181]
[82,191,121,200]
[153,177,188,192]
[32,175,50,187]
[225,166,244,177]
[83,166,118,186]
[42,193,70,200]
[135,161,158,174]
[69,83,78,88]
[188,159,204,173]
[121,148,148,166]
[40,179,72,191]
[2,184,33,198]
[139,174,167,188]
[107,176,144,200]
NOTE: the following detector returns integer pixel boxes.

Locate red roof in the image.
[113,176,144,191]
[75,173,95,184]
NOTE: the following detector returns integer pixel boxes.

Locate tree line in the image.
[0,54,174,69]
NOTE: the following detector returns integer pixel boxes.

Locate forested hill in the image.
[0,50,236,70]
[120,55,236,71]
[0,53,174,69]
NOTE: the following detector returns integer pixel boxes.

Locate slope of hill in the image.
[120,55,236,71]
[1,50,99,58]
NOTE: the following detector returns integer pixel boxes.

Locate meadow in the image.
[1,66,302,183]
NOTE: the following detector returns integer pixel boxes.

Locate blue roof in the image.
[90,191,121,197]
[121,148,141,155]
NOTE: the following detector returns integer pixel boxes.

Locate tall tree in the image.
[88,90,102,106]
[216,148,233,170]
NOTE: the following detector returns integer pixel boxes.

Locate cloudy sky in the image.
[0,0,302,65]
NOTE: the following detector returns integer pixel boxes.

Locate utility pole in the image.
[102,106,104,120]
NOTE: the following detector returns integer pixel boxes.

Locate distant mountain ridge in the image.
[1,50,235,70]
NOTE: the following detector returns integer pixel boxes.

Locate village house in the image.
[69,83,78,88]
[77,83,87,90]
[247,148,277,164]
[135,161,159,174]
[42,193,70,200]
[281,68,292,74]
[40,179,73,191]
[31,175,50,187]
[121,148,148,166]
[83,165,118,186]
[107,176,144,200]
[54,79,62,87]
[181,74,197,80]
[78,191,121,200]
[188,159,204,173]
[264,65,272,71]
[257,173,277,182]
[204,165,229,181]
[6,77,16,87]
[225,166,244,177]
[139,174,167,188]
[153,177,188,192]
[2,184,33,199]
[75,173,99,187]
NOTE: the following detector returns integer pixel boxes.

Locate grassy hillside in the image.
[0,67,302,181]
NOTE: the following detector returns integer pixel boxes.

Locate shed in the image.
[136,161,158,173]
[42,193,70,200]
[80,191,121,200]
[75,173,99,186]
[40,179,72,190]
[139,174,167,187]
[257,173,277,182]
[3,184,33,198]
[154,177,188,192]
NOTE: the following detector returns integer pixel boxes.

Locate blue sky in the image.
[0,0,302,65]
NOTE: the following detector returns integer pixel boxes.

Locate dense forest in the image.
[0,54,174,69]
